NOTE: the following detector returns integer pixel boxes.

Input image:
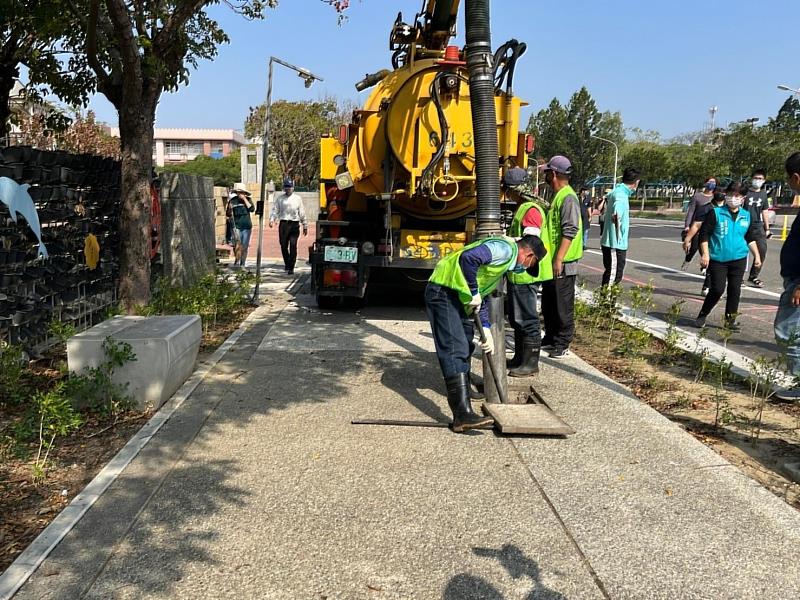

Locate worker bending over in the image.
[426,235,547,432]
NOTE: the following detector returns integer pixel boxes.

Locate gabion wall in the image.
[0,146,121,352]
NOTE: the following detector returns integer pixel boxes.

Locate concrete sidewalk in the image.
[13,272,800,599]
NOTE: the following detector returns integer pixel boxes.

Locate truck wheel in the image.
[316,294,340,309]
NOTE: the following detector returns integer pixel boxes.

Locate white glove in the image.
[468,293,482,312]
[479,327,494,354]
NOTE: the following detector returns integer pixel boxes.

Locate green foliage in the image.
[31,382,84,480]
[160,153,241,187]
[528,87,800,192]
[48,319,76,346]
[63,338,136,415]
[662,299,686,365]
[0,343,27,405]
[712,356,734,429]
[144,269,256,332]
[0,0,92,132]
[619,284,654,358]
[748,355,782,442]
[244,98,342,187]
[528,87,624,184]
[589,283,621,334]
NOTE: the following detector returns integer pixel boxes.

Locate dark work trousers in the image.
[278,220,301,272]
[541,274,576,350]
[699,257,747,321]
[507,282,541,346]
[748,235,767,280]
[601,246,627,286]
[424,283,475,379]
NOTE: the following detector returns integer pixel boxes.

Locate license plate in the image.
[324,246,358,263]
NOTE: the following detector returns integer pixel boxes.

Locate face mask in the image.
[511,264,525,274]
[751,178,765,190]
[545,171,554,187]
[705,182,716,191]
[725,195,743,209]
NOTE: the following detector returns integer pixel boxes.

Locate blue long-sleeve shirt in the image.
[459,240,514,327]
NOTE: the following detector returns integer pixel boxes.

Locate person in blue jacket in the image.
[695,182,762,331]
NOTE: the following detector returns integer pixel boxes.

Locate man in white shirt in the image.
[269,178,308,275]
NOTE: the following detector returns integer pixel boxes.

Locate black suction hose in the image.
[465,0,501,235]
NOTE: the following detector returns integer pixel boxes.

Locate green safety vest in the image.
[429,236,518,310]
[508,201,553,284]
[547,185,583,263]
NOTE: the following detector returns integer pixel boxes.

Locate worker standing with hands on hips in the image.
[426,234,547,433]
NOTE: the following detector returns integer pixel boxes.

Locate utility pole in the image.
[709,106,718,134]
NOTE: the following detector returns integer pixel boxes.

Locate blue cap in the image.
[283,178,294,189]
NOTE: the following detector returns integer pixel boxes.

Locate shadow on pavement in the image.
[444,544,567,600]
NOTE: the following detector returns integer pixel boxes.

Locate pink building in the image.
[109,127,246,166]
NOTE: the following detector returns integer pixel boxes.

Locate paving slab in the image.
[12,288,800,599]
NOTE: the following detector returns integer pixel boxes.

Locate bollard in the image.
[782,215,789,241]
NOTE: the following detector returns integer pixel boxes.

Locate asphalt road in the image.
[579,217,794,363]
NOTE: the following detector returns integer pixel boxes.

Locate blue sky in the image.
[86,0,800,139]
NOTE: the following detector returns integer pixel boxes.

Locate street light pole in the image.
[591,134,619,186]
[251,56,323,304]
[777,84,800,95]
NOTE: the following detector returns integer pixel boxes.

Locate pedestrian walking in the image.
[538,155,583,358]
[695,182,762,331]
[773,152,800,400]
[506,191,553,377]
[600,167,640,286]
[682,177,717,268]
[682,191,725,296]
[426,234,547,432]
[580,187,592,248]
[269,179,308,275]
[744,168,772,288]
[229,185,255,267]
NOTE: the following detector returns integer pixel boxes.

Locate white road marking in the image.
[630,222,684,229]
[641,237,683,245]
[583,249,782,298]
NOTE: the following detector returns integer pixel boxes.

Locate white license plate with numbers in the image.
[324,246,358,263]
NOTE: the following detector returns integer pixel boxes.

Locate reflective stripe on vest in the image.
[428,236,518,309]
[508,201,553,284]
[709,206,751,263]
[547,185,583,263]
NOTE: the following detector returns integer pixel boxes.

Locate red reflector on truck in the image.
[323,268,358,287]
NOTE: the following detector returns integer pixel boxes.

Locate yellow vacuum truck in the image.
[311,0,531,307]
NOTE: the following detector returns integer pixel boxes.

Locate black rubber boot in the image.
[468,371,485,400]
[506,329,524,368]
[445,373,494,433]
[508,339,540,377]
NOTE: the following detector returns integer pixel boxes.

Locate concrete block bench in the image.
[67,315,202,410]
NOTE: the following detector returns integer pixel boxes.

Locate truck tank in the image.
[311,0,531,308]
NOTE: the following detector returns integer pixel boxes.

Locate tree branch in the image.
[86,0,112,88]
[153,0,208,53]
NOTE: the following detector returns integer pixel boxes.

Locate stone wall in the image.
[159,173,215,286]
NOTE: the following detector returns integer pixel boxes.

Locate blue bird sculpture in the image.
[0,176,48,258]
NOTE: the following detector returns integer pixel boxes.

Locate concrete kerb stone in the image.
[575,287,795,390]
[0,305,268,600]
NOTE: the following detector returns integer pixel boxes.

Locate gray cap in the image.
[504,166,528,187]
[538,155,572,175]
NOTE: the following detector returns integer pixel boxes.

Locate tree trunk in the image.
[117,104,154,312]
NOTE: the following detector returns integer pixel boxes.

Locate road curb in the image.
[0,306,268,600]
[575,287,794,389]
